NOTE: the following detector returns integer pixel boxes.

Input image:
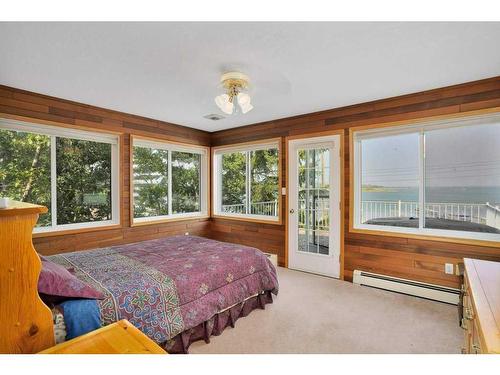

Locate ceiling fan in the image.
[214,71,253,115]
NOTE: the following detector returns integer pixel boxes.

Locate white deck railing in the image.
[361,200,496,225]
[222,201,278,216]
[221,199,500,230]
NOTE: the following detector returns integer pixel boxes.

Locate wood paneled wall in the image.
[211,76,500,288]
[0,85,211,255]
[2,77,500,288]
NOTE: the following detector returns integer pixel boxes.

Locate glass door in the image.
[298,147,331,255]
[288,135,341,278]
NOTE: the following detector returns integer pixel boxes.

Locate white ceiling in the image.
[1,22,499,132]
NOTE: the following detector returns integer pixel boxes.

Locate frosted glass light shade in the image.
[237,93,253,114]
[215,94,234,114]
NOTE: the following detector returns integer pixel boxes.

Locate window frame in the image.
[0,117,121,234]
[350,110,500,246]
[130,135,209,226]
[212,138,282,224]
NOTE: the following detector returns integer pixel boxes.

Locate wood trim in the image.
[285,129,345,279]
[132,133,211,151]
[211,137,283,151]
[211,214,281,225]
[131,215,210,227]
[0,112,123,135]
[211,137,283,225]
[32,224,123,238]
[129,134,211,227]
[348,107,500,249]
[346,105,500,134]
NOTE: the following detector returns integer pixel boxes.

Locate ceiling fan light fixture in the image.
[215,72,253,115]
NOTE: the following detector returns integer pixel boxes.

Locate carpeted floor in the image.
[190,267,463,354]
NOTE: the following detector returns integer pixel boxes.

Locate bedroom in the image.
[1,2,499,374]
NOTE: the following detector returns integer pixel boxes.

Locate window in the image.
[353,113,500,243]
[0,118,120,233]
[213,139,281,222]
[131,137,208,224]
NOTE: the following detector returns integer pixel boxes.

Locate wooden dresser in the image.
[461,258,500,354]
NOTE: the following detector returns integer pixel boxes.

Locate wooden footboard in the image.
[0,201,54,353]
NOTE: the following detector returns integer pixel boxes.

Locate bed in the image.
[45,235,279,353]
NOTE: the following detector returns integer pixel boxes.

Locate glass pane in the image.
[171,151,201,214]
[360,133,420,228]
[0,128,51,227]
[56,138,112,225]
[221,152,246,214]
[250,148,279,217]
[424,123,500,234]
[132,146,169,218]
[297,148,330,255]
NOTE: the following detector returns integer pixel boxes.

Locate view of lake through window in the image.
[358,120,500,237]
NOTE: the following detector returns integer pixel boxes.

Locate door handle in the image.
[289,209,295,214]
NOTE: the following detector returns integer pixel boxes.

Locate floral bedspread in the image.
[47,235,279,344]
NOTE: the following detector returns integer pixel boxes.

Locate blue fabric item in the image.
[60,299,101,340]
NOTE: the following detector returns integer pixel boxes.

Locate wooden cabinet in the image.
[40,320,166,354]
[461,258,500,354]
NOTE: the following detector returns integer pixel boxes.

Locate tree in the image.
[0,129,51,226]
[133,146,169,217]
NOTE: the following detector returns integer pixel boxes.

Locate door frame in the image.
[285,129,345,279]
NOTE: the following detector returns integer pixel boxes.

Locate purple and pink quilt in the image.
[47,235,279,344]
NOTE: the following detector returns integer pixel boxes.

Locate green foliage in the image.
[172,151,201,213]
[56,138,112,224]
[251,149,279,203]
[0,129,113,227]
[221,152,246,206]
[133,146,169,217]
[0,129,51,226]
[220,148,279,215]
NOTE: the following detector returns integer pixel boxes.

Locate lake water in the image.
[362,186,500,205]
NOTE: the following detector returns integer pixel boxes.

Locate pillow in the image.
[38,257,104,299]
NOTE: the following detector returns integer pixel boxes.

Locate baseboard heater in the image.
[353,270,460,305]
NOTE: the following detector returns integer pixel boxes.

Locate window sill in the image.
[131,214,210,227]
[32,223,122,238]
[349,224,500,248]
[212,213,282,225]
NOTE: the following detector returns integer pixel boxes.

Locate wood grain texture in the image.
[0,201,54,353]
[2,78,500,288]
[462,259,500,354]
[40,319,166,354]
[0,85,212,255]
[210,76,500,286]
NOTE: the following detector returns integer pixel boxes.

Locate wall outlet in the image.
[281,187,286,195]
[185,232,189,236]
[445,263,454,275]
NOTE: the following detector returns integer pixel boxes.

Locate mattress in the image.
[47,235,279,352]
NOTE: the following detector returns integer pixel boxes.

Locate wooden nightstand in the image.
[39,320,167,354]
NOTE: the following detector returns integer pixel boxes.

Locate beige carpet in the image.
[190,267,463,354]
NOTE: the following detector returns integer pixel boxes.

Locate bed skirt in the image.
[163,291,274,354]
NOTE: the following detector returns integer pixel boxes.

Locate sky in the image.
[361,122,500,188]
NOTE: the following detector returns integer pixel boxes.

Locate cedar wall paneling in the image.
[0,85,211,255]
[2,77,500,288]
[210,76,500,287]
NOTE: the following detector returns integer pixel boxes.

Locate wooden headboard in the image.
[0,201,55,353]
